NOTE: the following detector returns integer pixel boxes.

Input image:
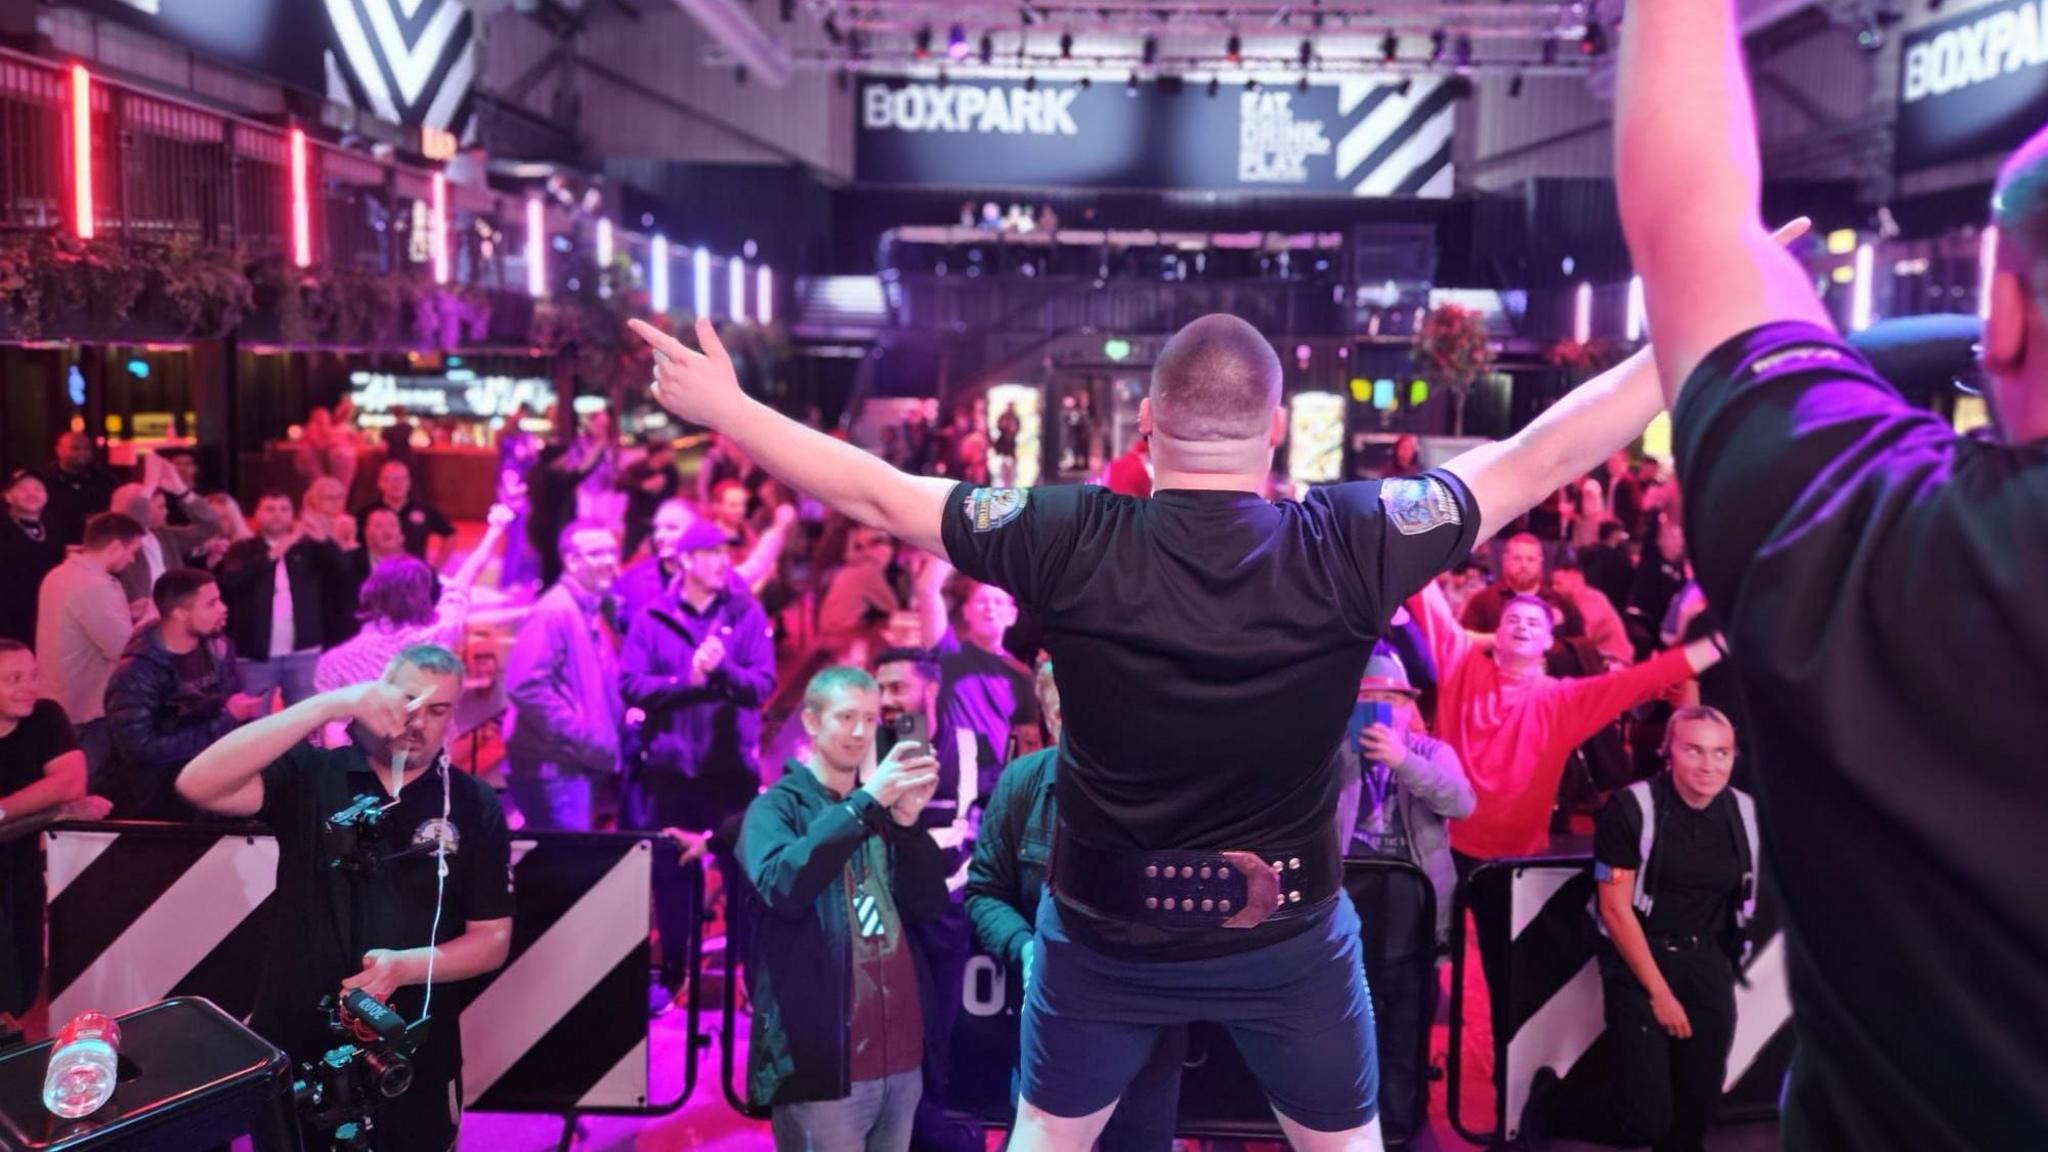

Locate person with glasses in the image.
[1592,706,1759,1152]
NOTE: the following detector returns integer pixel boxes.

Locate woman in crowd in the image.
[294,406,357,491]
[300,476,358,550]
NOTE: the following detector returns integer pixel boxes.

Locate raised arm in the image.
[1616,0,1832,401]
[444,503,513,599]
[636,318,953,557]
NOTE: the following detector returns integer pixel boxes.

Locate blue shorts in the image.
[1020,890,1378,1133]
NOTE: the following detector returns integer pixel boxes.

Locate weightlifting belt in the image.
[1051,824,1342,929]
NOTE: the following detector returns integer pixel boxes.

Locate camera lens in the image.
[363,1049,413,1099]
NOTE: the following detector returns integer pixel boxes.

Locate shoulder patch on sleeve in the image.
[964,487,1028,533]
[1747,343,1853,377]
[1380,477,1461,536]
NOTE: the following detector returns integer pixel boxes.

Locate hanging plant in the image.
[1545,337,1632,386]
[1411,303,1495,436]
[0,234,44,338]
[43,234,146,331]
[157,241,253,337]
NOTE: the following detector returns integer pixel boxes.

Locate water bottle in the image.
[42,1011,121,1119]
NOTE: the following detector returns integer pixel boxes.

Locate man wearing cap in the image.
[1331,647,1472,1141]
[621,517,775,1012]
[0,471,65,647]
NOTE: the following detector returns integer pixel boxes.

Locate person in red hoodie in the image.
[1101,437,1151,497]
[1405,576,1722,1009]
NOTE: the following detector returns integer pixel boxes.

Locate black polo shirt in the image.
[1593,776,1742,940]
[1673,321,2048,1151]
[941,475,1477,959]
[250,742,512,1088]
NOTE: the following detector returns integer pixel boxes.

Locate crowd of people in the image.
[0,369,1757,1151]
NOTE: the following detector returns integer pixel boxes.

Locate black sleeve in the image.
[1592,790,1644,874]
[424,505,455,538]
[939,483,1095,608]
[464,781,515,922]
[255,743,317,836]
[1303,470,1480,631]
[1672,322,1943,619]
[31,701,79,762]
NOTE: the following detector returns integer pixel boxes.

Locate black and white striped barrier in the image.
[1448,857,1794,1146]
[45,822,698,1116]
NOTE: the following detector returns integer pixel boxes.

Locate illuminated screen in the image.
[1287,391,1345,485]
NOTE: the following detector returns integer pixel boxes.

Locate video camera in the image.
[291,989,426,1151]
[323,794,390,875]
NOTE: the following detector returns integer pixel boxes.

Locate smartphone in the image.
[892,712,930,749]
[889,714,957,828]
[1345,699,1395,760]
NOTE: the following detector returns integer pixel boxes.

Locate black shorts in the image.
[1019,891,1379,1133]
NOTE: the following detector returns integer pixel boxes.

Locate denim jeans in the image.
[771,1069,922,1152]
[506,764,594,831]
[239,650,321,707]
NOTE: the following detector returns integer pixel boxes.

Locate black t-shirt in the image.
[0,519,65,646]
[1593,776,1742,939]
[941,475,1478,958]
[251,743,513,1087]
[1673,321,2048,1151]
[0,702,75,875]
[356,500,454,560]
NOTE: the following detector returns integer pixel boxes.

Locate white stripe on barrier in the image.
[459,846,650,1105]
[576,1037,649,1111]
[1503,956,1603,1141]
[1725,934,1792,1093]
[52,836,279,1024]
[1510,866,1578,943]
[46,830,119,902]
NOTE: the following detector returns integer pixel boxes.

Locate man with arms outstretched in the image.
[636,309,1676,1151]
[1617,8,2048,1149]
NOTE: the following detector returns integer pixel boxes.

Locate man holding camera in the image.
[177,644,512,1152]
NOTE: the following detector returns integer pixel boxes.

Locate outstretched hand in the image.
[632,316,746,429]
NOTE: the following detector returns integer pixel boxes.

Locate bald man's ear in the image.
[1268,406,1287,448]
[1138,396,1154,438]
[1984,271,2031,375]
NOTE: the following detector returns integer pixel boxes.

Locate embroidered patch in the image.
[964,487,1028,533]
[1380,477,1461,536]
[1749,344,1850,377]
[414,818,461,856]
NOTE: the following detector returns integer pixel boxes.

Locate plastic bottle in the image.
[42,1011,120,1119]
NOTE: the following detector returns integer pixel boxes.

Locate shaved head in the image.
[1149,314,1282,442]
[1996,132,2048,300]
[1983,127,2048,442]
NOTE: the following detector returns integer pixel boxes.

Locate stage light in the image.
[1574,281,1592,344]
[1626,275,1645,341]
[596,217,613,266]
[1103,338,1132,361]
[693,246,710,316]
[430,172,449,285]
[289,127,311,268]
[757,265,773,325]
[730,256,747,322]
[526,196,546,298]
[69,64,93,240]
[947,24,969,60]
[1851,243,1875,331]
[1980,227,1998,320]
[651,234,670,313]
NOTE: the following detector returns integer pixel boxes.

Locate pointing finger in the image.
[628,319,695,363]
[694,315,730,363]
